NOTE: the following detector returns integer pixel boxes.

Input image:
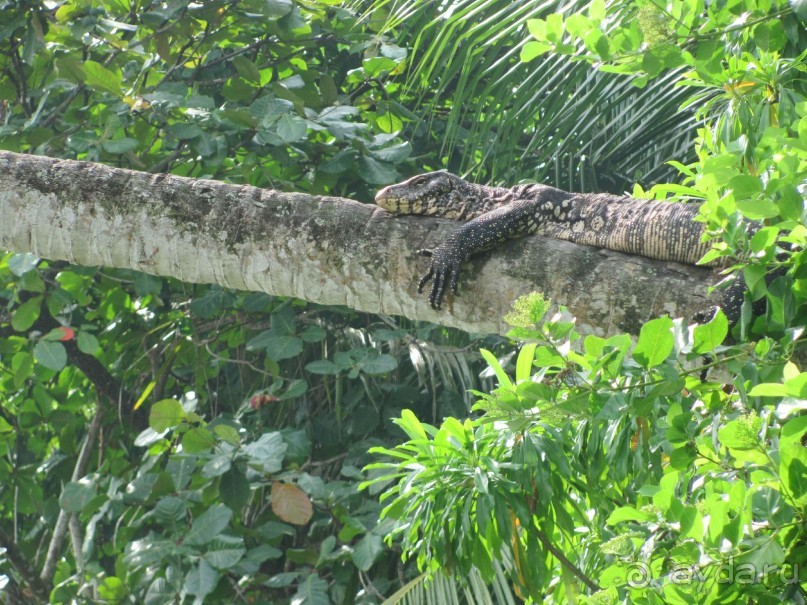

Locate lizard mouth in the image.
[374,187,403,212]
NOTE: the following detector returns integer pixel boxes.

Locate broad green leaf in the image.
[291,575,330,605]
[693,309,728,353]
[98,577,126,603]
[358,156,397,185]
[182,427,216,453]
[718,417,761,450]
[184,504,233,547]
[33,340,67,371]
[102,137,139,153]
[11,296,42,331]
[779,444,807,505]
[351,532,383,571]
[633,316,674,368]
[60,479,95,513]
[204,539,246,570]
[11,352,33,389]
[276,114,307,142]
[520,41,551,62]
[526,18,546,40]
[260,0,293,19]
[220,466,251,511]
[154,496,187,525]
[305,360,338,374]
[202,455,232,478]
[243,432,287,473]
[183,558,219,597]
[361,354,397,375]
[736,199,780,220]
[77,331,101,355]
[8,253,38,276]
[748,383,792,397]
[606,506,653,525]
[264,335,303,361]
[149,399,185,432]
[83,60,123,97]
[545,13,564,43]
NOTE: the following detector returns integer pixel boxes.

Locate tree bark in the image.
[0,151,718,336]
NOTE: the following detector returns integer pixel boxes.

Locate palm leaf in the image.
[383,565,518,605]
[360,0,699,192]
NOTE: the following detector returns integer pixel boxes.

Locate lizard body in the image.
[375,171,740,316]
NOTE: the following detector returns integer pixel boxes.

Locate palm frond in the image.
[361,0,699,192]
[382,564,518,605]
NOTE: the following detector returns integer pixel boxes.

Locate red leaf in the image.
[271,482,313,526]
[58,327,75,341]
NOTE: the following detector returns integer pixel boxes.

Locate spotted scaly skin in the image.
[375,171,718,310]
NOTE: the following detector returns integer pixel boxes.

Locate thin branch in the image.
[40,408,103,585]
[534,527,600,593]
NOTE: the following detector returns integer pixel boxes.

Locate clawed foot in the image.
[416,246,462,310]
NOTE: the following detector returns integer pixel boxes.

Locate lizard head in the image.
[374,171,475,218]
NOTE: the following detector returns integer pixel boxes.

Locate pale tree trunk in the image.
[0,151,718,336]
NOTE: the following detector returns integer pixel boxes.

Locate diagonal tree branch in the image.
[0,151,718,336]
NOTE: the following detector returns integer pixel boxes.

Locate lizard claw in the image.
[417,242,465,309]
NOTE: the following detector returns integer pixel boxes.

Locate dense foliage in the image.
[0,1,804,605]
[367,1,807,604]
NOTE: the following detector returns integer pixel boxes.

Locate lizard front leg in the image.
[418,200,543,309]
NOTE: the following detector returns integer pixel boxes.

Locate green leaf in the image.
[736,199,780,220]
[184,504,233,547]
[154,496,187,525]
[480,349,513,389]
[202,455,232,478]
[351,532,383,571]
[515,343,537,383]
[260,0,293,19]
[633,316,673,368]
[60,479,95,513]
[102,137,139,154]
[276,114,307,142]
[693,309,728,353]
[220,466,251,511]
[204,539,246,570]
[750,226,779,253]
[8,253,38,276]
[526,19,546,40]
[545,13,564,43]
[718,417,761,450]
[183,558,219,597]
[264,335,304,361]
[33,340,67,371]
[358,156,397,185]
[11,352,33,389]
[182,427,216,453]
[361,354,397,375]
[779,444,807,505]
[149,399,185,432]
[747,383,790,397]
[606,506,653,525]
[305,359,339,374]
[83,60,123,97]
[520,41,551,62]
[11,296,42,331]
[77,331,101,355]
[291,574,330,605]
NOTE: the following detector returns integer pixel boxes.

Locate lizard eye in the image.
[411,176,428,186]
